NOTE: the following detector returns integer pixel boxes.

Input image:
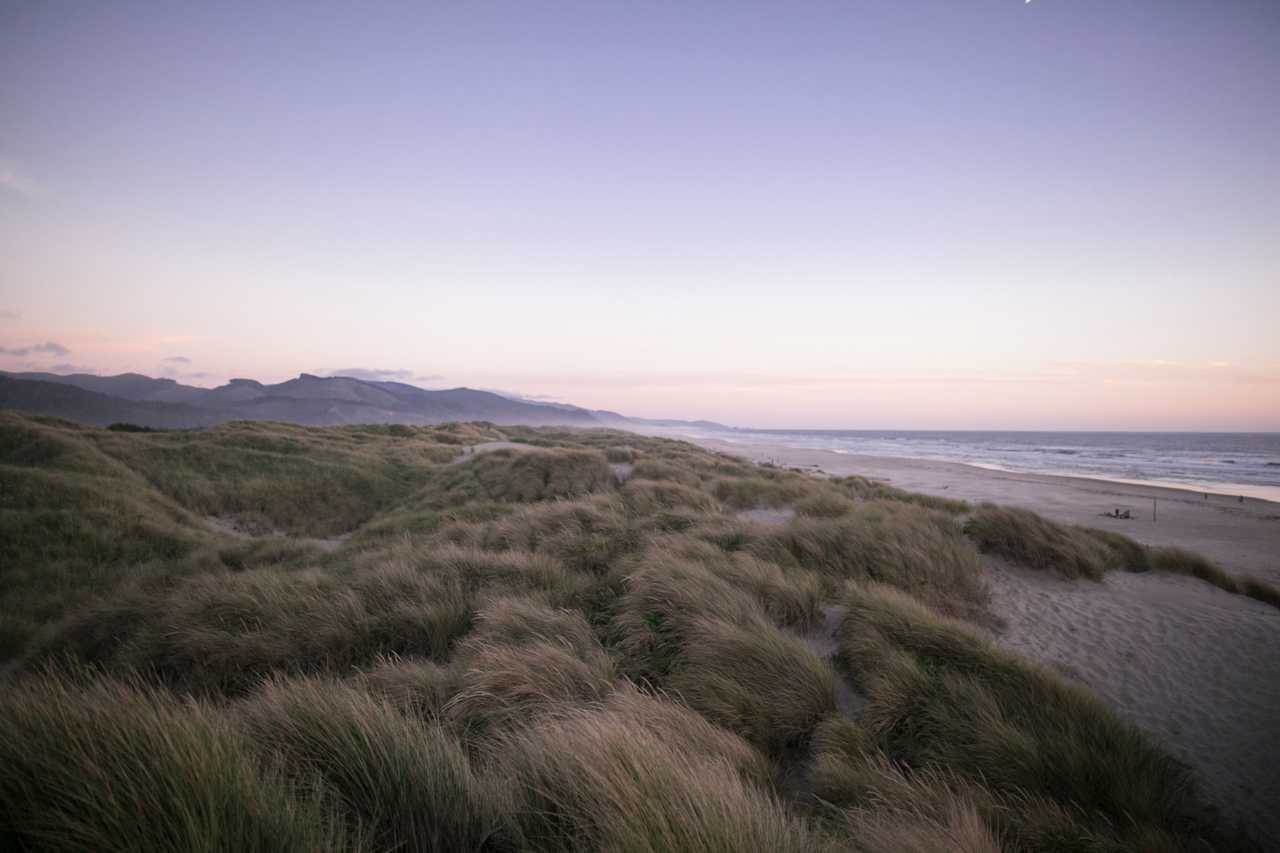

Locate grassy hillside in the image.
[0,411,1270,851]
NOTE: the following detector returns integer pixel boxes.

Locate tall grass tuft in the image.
[753,503,989,621]
[238,676,516,851]
[487,697,832,853]
[0,672,345,852]
[40,564,473,695]
[836,582,1230,848]
[968,503,1280,609]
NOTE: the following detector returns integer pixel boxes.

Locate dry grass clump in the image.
[0,672,344,852]
[824,751,1003,853]
[41,565,473,696]
[967,504,1280,609]
[793,490,859,518]
[628,458,703,487]
[619,478,719,514]
[447,598,617,728]
[1146,546,1280,609]
[836,583,1226,848]
[365,539,590,606]
[487,698,831,853]
[97,420,450,537]
[648,535,822,629]
[604,445,634,463]
[965,503,1114,579]
[611,550,773,682]
[831,474,970,514]
[435,496,642,576]
[669,615,836,754]
[238,676,515,851]
[754,503,989,621]
[449,640,617,729]
[468,448,614,502]
[350,655,458,719]
[611,551,834,753]
[712,472,812,509]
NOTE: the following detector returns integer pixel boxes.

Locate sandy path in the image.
[735,506,796,526]
[202,515,350,553]
[453,441,538,459]
[688,438,1280,585]
[984,560,1280,843]
[796,604,863,717]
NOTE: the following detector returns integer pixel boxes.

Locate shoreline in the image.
[707,433,1280,505]
[680,435,1280,585]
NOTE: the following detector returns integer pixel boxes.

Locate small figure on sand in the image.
[1104,508,1131,519]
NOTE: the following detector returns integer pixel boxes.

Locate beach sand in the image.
[986,559,1280,841]
[692,437,1280,585]
[683,434,1280,842]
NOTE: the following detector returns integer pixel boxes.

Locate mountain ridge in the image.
[0,371,731,431]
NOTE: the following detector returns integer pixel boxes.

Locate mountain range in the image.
[0,371,728,431]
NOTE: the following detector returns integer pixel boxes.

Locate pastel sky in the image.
[2,1,1277,430]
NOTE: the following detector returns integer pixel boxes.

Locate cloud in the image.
[164,355,192,364]
[0,159,43,199]
[319,367,444,383]
[159,364,211,381]
[0,310,18,321]
[0,341,70,357]
[1052,360,1280,386]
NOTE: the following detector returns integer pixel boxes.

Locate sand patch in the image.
[736,506,796,526]
[984,559,1280,842]
[450,441,540,464]
[203,515,350,554]
[610,462,634,484]
[796,604,863,717]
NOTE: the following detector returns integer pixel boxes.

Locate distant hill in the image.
[0,371,729,431]
[0,376,224,428]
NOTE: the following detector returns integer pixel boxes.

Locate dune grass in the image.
[0,672,345,852]
[0,411,1268,850]
[238,676,516,851]
[967,502,1280,609]
[486,696,831,853]
[831,582,1236,850]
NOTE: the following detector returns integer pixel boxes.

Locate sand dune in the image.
[984,559,1280,842]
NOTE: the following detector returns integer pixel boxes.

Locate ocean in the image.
[710,429,1280,502]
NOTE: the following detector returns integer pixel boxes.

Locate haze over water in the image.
[709,429,1280,501]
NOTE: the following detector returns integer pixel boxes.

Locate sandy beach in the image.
[687,434,1280,841]
[691,437,1280,585]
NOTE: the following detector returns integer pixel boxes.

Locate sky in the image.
[1,0,1277,430]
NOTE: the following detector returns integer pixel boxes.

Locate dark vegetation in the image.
[0,410,1270,851]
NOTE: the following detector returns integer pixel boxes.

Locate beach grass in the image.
[0,411,1267,851]
[966,502,1280,608]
